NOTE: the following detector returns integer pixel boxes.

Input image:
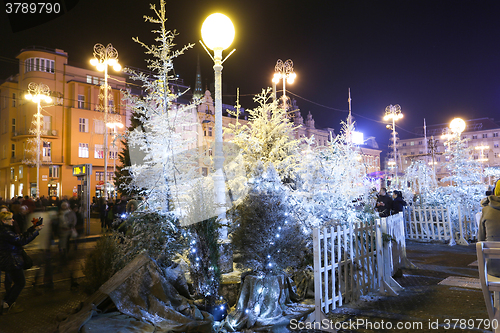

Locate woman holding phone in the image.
[0,211,43,314]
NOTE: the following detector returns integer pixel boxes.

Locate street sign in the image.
[73,164,92,176]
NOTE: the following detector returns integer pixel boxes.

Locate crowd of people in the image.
[0,195,89,315]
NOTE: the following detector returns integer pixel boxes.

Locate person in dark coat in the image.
[478,179,500,277]
[375,187,393,217]
[392,190,407,214]
[0,211,42,314]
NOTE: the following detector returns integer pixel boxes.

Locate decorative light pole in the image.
[90,43,121,201]
[272,59,296,107]
[383,104,403,188]
[25,82,52,198]
[107,120,124,200]
[201,13,235,240]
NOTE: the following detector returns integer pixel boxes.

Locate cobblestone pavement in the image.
[328,241,491,333]
[0,233,493,333]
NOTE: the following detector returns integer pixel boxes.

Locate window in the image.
[109,147,118,160]
[202,167,208,177]
[43,116,51,132]
[402,142,407,147]
[96,171,104,182]
[11,144,15,158]
[107,172,113,182]
[94,144,104,159]
[494,143,499,148]
[495,153,499,158]
[79,118,89,132]
[42,142,51,161]
[418,141,422,145]
[25,57,54,73]
[10,168,14,180]
[49,166,59,178]
[473,155,478,160]
[437,157,441,162]
[483,133,488,138]
[12,93,15,107]
[79,143,89,158]
[94,120,105,134]
[402,152,407,156]
[78,95,85,109]
[11,118,15,134]
[208,127,212,136]
[2,145,5,158]
[87,75,103,85]
[472,135,478,139]
[419,151,423,154]
[410,142,414,146]
[494,132,499,138]
[19,166,23,179]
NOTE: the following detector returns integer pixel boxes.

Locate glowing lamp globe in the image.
[450,117,466,135]
[201,13,235,50]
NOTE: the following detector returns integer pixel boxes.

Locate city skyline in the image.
[1,0,499,150]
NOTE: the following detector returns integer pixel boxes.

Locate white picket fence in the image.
[404,205,481,246]
[308,213,406,325]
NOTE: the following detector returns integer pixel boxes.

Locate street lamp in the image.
[383,104,403,188]
[90,43,121,201]
[201,13,235,240]
[107,120,124,200]
[272,59,296,107]
[25,82,52,198]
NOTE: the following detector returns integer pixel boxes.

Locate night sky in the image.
[1,0,500,153]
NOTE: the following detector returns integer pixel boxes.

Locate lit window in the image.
[19,166,23,179]
[94,144,104,159]
[42,142,51,161]
[79,143,89,158]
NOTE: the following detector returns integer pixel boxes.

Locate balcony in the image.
[11,129,59,139]
[9,155,63,165]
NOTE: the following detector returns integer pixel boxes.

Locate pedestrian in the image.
[478,179,500,277]
[13,205,28,234]
[0,206,12,296]
[58,202,76,264]
[99,197,107,232]
[375,187,393,217]
[71,204,84,251]
[392,190,407,214]
[0,211,43,314]
[105,202,115,230]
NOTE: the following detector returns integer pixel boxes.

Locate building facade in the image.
[397,118,500,184]
[0,46,127,200]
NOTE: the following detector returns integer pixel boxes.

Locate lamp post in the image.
[272,59,296,107]
[201,13,235,240]
[90,43,121,201]
[383,104,403,188]
[107,120,123,200]
[25,82,52,198]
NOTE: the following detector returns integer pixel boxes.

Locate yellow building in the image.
[0,46,382,201]
[0,47,126,200]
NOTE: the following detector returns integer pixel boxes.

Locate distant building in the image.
[398,118,500,183]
